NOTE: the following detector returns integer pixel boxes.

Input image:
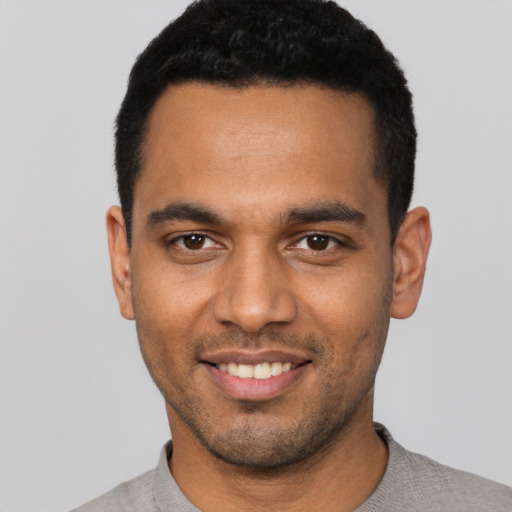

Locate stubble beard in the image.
[167,375,373,472]
[156,325,388,471]
[135,271,393,471]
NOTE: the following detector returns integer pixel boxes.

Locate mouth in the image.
[200,350,312,400]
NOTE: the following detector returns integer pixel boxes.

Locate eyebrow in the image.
[284,201,366,226]
[146,200,366,229]
[147,201,223,227]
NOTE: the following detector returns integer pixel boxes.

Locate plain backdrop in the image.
[0,1,511,510]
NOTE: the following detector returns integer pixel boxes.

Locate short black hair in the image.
[115,0,416,244]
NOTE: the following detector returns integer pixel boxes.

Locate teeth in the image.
[271,362,283,376]
[227,362,238,376]
[216,361,295,379]
[254,362,271,379]
[237,364,254,378]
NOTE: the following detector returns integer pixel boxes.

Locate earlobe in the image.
[390,207,432,319]
[106,206,135,320]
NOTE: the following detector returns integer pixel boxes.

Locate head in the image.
[107,0,431,471]
[115,0,416,246]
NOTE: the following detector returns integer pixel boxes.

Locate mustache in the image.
[189,328,326,360]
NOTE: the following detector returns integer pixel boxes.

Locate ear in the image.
[390,207,432,319]
[106,206,135,320]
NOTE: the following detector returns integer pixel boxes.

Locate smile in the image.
[202,356,311,401]
[216,361,295,379]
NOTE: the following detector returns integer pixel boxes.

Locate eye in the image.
[171,233,219,250]
[294,234,341,251]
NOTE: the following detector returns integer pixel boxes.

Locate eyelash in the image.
[167,232,219,250]
[166,232,347,252]
[291,233,346,251]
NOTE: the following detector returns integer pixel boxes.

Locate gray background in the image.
[0,1,511,510]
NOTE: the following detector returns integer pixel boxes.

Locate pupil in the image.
[184,235,204,249]
[307,235,328,250]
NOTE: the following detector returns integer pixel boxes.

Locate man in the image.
[73,0,512,510]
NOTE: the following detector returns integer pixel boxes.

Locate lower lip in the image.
[203,363,310,401]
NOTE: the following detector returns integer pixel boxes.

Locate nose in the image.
[212,247,298,333]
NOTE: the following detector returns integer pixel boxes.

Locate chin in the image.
[173,401,356,470]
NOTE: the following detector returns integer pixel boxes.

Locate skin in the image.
[107,83,431,512]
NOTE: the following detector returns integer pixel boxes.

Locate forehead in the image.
[134,83,385,227]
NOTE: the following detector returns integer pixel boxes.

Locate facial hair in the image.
[143,324,388,471]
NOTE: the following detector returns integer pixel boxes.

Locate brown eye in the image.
[306,235,329,250]
[183,234,206,250]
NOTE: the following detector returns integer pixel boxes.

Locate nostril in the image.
[211,274,298,332]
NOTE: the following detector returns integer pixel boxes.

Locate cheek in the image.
[130,270,209,380]
[132,255,215,332]
[300,264,389,329]
[297,260,392,364]
[133,290,198,404]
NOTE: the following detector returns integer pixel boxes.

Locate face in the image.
[114,84,398,468]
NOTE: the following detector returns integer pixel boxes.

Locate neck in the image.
[167,394,388,512]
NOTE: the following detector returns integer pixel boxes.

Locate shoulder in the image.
[397,445,512,509]
[70,441,198,512]
[360,424,512,512]
[70,469,156,512]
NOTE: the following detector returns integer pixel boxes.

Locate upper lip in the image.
[200,349,312,366]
